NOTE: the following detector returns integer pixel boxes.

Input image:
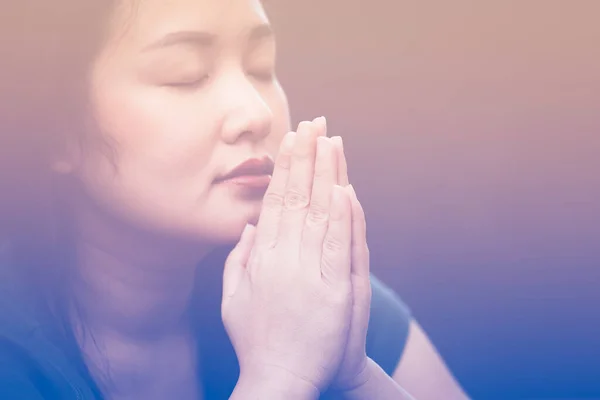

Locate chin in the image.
[197,210,261,245]
[178,192,263,245]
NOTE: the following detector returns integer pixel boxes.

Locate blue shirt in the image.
[0,253,411,399]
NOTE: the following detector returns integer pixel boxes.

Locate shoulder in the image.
[366,274,412,375]
[0,303,93,399]
[0,266,46,397]
[0,264,84,399]
[0,337,49,399]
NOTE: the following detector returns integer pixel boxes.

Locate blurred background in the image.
[269,1,600,398]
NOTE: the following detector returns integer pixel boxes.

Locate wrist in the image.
[233,363,321,400]
[334,357,376,395]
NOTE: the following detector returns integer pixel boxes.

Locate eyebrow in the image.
[247,24,274,42]
[143,31,215,52]
[143,24,274,52]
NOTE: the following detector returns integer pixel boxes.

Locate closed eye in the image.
[162,74,210,89]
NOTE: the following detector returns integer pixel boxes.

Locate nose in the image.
[220,77,273,145]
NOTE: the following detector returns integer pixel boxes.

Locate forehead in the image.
[108,0,270,48]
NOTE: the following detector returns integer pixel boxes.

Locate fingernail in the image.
[331,184,343,208]
[331,136,343,149]
[242,223,255,236]
[297,120,311,135]
[313,116,327,137]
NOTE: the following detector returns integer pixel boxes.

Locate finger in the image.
[254,131,295,249]
[331,136,349,186]
[301,136,338,266]
[347,185,370,279]
[321,185,352,285]
[222,224,257,308]
[346,185,372,357]
[313,115,328,138]
[278,119,321,244]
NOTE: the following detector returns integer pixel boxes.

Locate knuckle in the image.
[274,154,291,170]
[293,148,311,160]
[284,188,310,210]
[262,191,284,209]
[323,236,344,253]
[312,164,329,179]
[306,205,330,225]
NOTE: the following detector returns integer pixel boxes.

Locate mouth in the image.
[215,155,274,191]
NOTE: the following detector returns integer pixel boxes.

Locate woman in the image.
[0,0,468,399]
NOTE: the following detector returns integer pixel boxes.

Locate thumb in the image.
[222,224,256,305]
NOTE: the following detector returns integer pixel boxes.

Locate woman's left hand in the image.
[327,137,373,392]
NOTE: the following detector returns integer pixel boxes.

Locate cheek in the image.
[74,78,293,242]
[77,84,222,236]
[91,85,218,178]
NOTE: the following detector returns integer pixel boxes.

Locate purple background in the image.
[270,1,600,398]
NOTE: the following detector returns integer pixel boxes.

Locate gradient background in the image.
[269,1,600,398]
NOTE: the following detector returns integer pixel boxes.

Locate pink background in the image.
[270,1,600,397]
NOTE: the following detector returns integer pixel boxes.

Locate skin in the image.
[52,0,468,398]
[393,322,470,400]
[224,124,356,398]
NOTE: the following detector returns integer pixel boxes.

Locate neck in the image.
[73,245,198,340]
[69,203,216,341]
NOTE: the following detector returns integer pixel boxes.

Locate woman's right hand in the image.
[222,118,354,398]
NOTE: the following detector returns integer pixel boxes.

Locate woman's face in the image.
[67,0,290,244]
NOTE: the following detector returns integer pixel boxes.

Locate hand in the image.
[222,118,355,395]
[329,136,374,392]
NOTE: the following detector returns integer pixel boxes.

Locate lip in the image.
[215,155,274,189]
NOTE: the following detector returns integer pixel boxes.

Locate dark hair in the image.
[0,1,120,367]
[1,1,272,394]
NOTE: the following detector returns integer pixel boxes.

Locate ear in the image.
[50,138,82,175]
